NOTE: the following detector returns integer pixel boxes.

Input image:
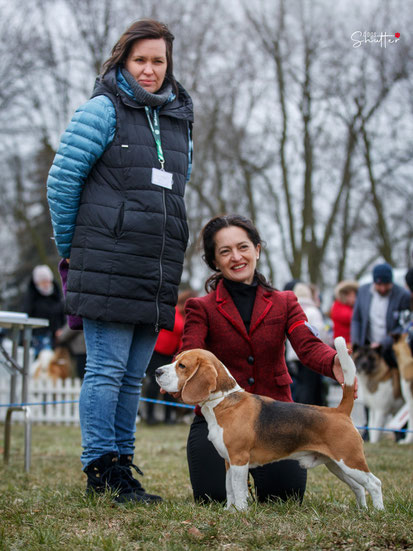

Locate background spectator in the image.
[22,264,65,357]
[351,262,410,367]
[286,282,330,406]
[330,280,359,344]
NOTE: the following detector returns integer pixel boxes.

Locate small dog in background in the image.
[32,347,72,382]
[352,344,403,443]
[392,333,413,444]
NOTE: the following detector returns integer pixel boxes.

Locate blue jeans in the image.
[79,318,157,468]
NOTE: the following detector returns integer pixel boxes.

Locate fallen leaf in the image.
[188,526,203,539]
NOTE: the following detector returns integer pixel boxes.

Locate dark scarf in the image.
[121,68,173,107]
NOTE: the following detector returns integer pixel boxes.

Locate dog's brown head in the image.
[156,349,237,405]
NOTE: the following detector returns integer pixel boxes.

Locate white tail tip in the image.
[334,336,355,386]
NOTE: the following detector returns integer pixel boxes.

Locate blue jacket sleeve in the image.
[47,95,116,258]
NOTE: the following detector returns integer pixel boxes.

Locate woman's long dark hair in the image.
[200,214,275,293]
[101,19,177,93]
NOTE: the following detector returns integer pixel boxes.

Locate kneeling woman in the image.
[171,214,349,504]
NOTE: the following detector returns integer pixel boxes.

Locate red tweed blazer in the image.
[179,280,337,404]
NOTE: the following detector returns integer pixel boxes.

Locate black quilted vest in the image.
[66,69,193,330]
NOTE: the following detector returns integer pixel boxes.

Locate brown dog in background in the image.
[33,347,72,382]
[392,333,413,444]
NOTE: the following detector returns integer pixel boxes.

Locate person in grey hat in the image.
[351,262,410,365]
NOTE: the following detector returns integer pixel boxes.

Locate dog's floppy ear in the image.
[181,358,218,405]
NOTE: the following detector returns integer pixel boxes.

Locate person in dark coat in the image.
[163,215,351,505]
[351,263,410,367]
[46,19,193,504]
[23,265,65,357]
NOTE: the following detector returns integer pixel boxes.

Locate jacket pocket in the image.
[114,202,125,238]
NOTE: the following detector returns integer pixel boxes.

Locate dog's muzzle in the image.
[155,367,164,380]
[155,363,179,392]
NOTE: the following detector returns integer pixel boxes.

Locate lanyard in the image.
[145,106,165,170]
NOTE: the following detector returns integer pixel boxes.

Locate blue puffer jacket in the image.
[47,70,193,259]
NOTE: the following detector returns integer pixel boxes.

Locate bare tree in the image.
[241,0,413,288]
[0,0,412,307]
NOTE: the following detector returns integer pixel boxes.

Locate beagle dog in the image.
[156,337,384,511]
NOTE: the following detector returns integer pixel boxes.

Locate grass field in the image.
[0,422,412,551]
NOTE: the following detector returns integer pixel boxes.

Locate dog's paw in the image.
[398,437,413,445]
[225,501,248,512]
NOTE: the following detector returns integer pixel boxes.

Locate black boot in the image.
[119,454,163,503]
[84,452,160,504]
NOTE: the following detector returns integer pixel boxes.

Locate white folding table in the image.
[0,312,49,472]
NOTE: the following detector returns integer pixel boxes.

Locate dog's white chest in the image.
[358,373,399,410]
[201,404,229,462]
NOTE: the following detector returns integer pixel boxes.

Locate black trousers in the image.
[187,415,307,504]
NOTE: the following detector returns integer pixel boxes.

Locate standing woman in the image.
[174,215,350,504]
[330,280,359,344]
[47,19,193,503]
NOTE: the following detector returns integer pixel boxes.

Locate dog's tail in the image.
[334,336,356,416]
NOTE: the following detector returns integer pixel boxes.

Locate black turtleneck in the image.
[223,278,258,333]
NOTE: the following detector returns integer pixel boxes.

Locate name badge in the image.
[151,168,173,190]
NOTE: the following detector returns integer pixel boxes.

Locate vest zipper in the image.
[155,188,167,332]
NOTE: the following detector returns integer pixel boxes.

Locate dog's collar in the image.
[200,385,244,408]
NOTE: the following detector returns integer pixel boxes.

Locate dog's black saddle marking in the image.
[254,396,324,452]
